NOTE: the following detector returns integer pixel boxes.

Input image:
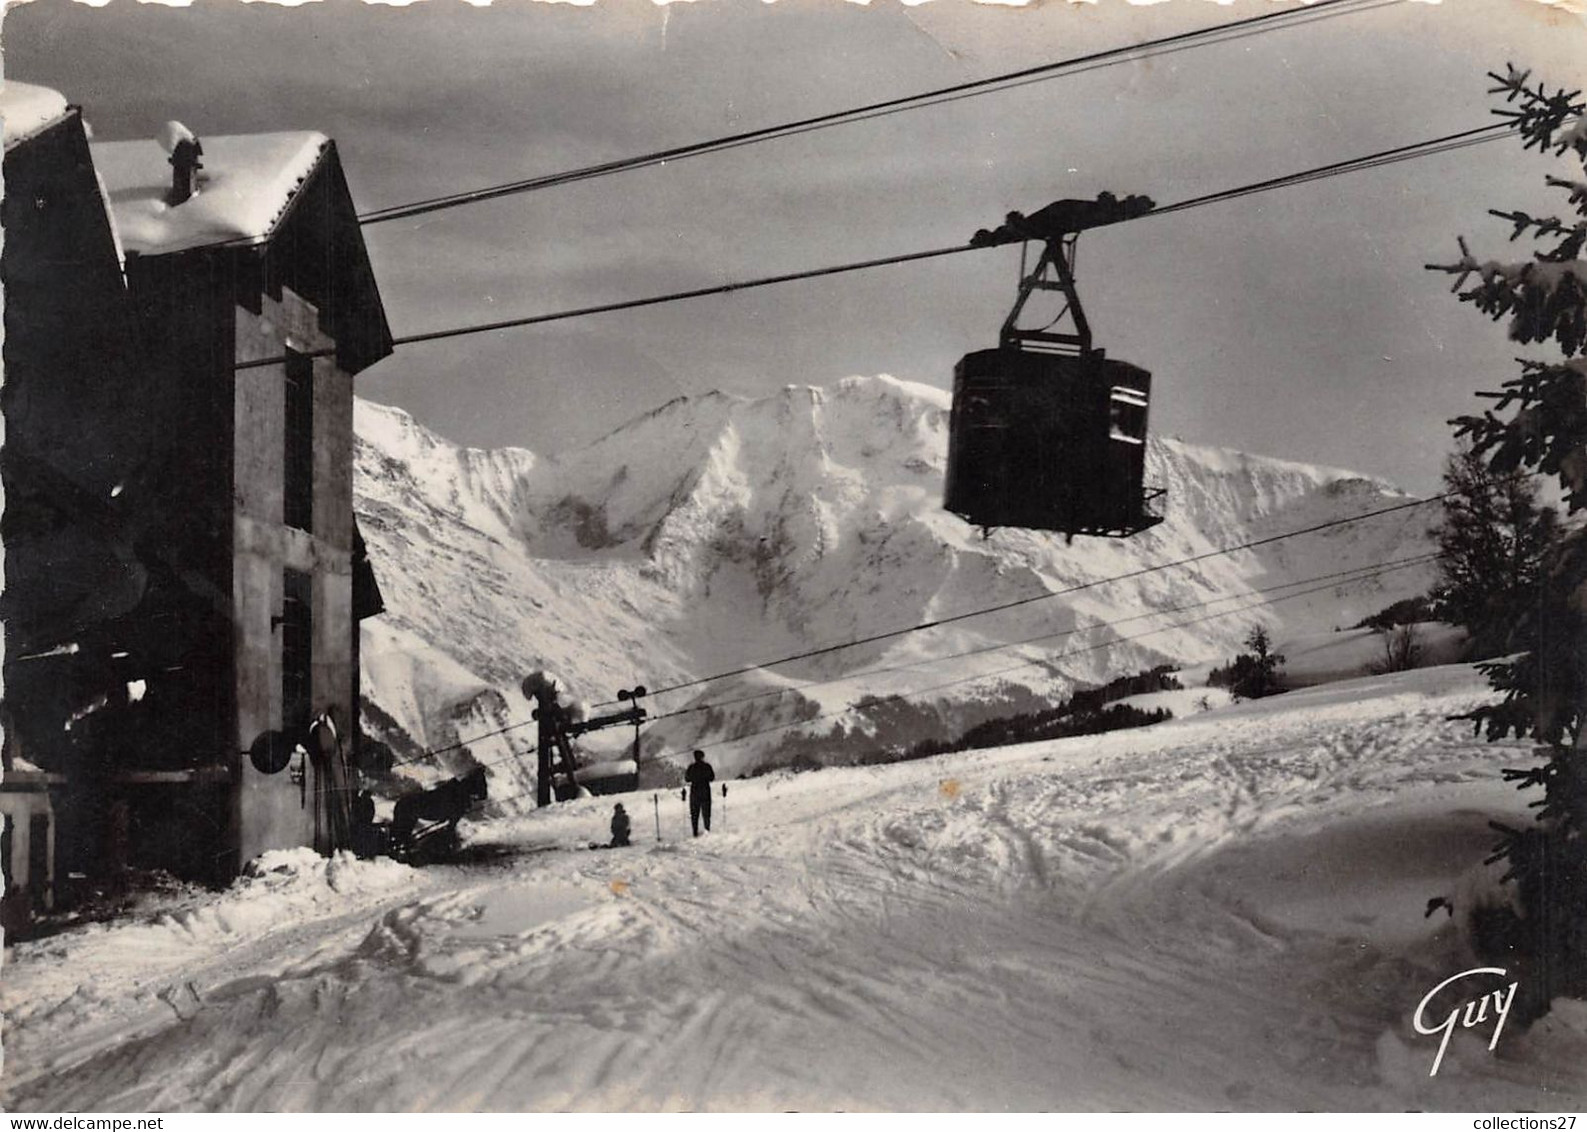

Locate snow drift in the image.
[7,664,1585,1111]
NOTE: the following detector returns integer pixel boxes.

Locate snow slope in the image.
[353,376,1438,787]
[7,664,1584,1111]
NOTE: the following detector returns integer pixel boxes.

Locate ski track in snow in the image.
[6,665,1587,1111]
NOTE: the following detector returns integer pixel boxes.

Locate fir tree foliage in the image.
[1207,625,1286,701]
[1430,442,1558,657]
[1428,65,1587,1011]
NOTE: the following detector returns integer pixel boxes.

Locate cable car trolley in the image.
[945,193,1165,539]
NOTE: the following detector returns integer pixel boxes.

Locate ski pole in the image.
[652,792,661,842]
[721,783,727,831]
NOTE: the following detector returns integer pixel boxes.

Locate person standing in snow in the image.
[609,803,631,848]
[684,750,716,836]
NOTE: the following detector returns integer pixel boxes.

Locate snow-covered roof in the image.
[91,130,330,256]
[1,80,72,152]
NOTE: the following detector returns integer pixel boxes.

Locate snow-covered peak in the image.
[91,130,329,255]
[355,398,537,463]
[833,372,951,411]
[1154,435,1402,498]
[355,398,537,551]
[353,374,1436,779]
[1,80,71,151]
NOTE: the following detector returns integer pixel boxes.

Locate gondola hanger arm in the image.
[969,192,1156,249]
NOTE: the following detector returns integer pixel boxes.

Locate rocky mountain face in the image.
[354,375,1434,800]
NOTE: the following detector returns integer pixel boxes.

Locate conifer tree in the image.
[1207,626,1287,701]
[1238,625,1285,701]
[1429,65,1587,1012]
[1430,442,1558,657]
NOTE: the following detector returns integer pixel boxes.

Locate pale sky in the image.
[5,0,1585,494]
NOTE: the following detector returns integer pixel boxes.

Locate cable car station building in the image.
[2,82,391,911]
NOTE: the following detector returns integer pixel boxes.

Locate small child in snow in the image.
[609,803,632,848]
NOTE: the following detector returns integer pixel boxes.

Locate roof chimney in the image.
[157,121,203,206]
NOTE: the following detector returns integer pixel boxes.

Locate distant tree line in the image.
[742,665,1182,777]
[903,665,1181,760]
[1352,596,1434,631]
[908,703,1172,760]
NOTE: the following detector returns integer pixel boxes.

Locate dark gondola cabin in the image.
[946,350,1154,536]
[945,194,1164,538]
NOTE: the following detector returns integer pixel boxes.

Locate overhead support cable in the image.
[638,553,1441,726]
[630,552,1441,768]
[1149,122,1513,217]
[237,121,1516,375]
[397,483,1472,771]
[461,548,1437,784]
[355,0,1399,227]
[597,491,1448,706]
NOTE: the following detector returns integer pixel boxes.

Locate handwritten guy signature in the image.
[1414,966,1519,1077]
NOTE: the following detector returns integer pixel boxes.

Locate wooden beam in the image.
[110,766,233,785]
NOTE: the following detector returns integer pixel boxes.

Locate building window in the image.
[281,568,313,734]
[284,350,314,532]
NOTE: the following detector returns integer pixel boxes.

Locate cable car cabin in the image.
[945,193,1164,538]
[945,348,1158,536]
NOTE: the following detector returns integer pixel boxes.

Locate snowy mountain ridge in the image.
[353,374,1436,788]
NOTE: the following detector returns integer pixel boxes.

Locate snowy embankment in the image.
[6,664,1586,1111]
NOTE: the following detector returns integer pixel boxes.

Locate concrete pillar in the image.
[43,808,55,910]
[10,808,31,890]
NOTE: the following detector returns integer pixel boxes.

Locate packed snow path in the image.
[6,666,1587,1111]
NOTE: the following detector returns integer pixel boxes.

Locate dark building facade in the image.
[2,86,393,903]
